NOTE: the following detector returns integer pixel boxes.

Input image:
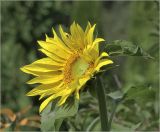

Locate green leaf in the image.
[54,99,79,119]
[124,85,155,105]
[107,90,124,100]
[41,98,79,131]
[131,122,142,130]
[105,40,153,59]
[111,122,132,131]
[86,117,100,131]
[41,102,55,131]
[54,119,63,131]
[111,122,142,131]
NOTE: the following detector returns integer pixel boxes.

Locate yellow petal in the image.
[95,52,109,65]
[95,59,113,71]
[86,24,96,45]
[75,90,80,100]
[27,74,63,84]
[39,49,65,63]
[78,76,90,90]
[32,58,64,66]
[92,38,105,49]
[39,83,64,100]
[38,41,70,59]
[39,93,46,100]
[59,25,75,50]
[57,95,69,106]
[76,23,85,45]
[46,33,72,54]
[20,67,38,76]
[83,35,104,62]
[21,69,61,77]
[85,22,92,35]
[72,76,90,100]
[76,23,85,38]
[21,64,61,73]
[83,45,99,61]
[60,23,85,51]
[40,84,65,97]
[39,94,57,113]
[70,21,77,38]
[21,58,63,75]
[100,52,109,57]
[70,22,84,49]
[27,82,63,96]
[87,38,105,60]
[39,88,72,112]
[89,48,99,61]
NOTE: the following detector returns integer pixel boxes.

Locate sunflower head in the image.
[21,22,113,112]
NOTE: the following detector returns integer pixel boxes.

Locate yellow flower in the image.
[20,22,113,112]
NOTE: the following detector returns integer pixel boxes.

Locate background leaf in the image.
[107,90,124,100]
[105,40,153,59]
[124,85,155,105]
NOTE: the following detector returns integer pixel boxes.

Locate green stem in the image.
[95,76,109,131]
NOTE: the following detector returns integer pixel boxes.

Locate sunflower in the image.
[21,22,113,112]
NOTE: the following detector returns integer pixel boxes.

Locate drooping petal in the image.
[39,94,57,112]
[95,59,113,71]
[57,95,69,106]
[75,90,80,100]
[93,38,105,45]
[74,76,90,100]
[95,52,109,65]
[92,38,105,51]
[79,76,90,88]
[39,88,72,112]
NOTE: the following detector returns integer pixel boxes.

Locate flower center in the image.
[71,57,89,78]
[63,53,89,84]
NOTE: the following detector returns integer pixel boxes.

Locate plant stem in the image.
[95,76,109,131]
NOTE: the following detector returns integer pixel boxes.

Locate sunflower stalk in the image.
[95,76,109,131]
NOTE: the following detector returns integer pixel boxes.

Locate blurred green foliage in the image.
[1,1,159,131]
